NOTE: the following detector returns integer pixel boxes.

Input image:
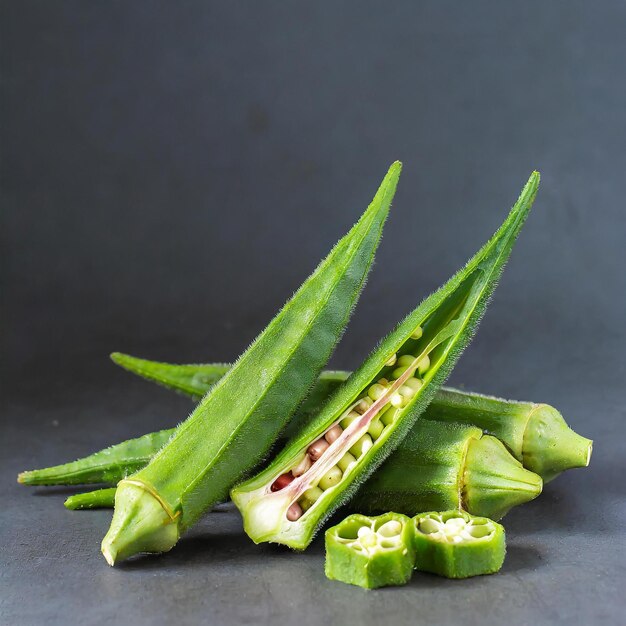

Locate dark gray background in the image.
[2,2,625,625]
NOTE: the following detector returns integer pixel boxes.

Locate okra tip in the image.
[523,404,593,483]
[101,481,179,566]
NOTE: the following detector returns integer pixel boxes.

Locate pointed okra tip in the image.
[101,481,180,566]
[523,404,593,483]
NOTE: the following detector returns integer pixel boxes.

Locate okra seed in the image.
[380,406,399,426]
[292,455,312,477]
[324,424,343,445]
[271,472,294,492]
[319,466,343,490]
[340,411,360,429]
[403,377,423,393]
[368,418,384,439]
[286,502,303,521]
[300,486,324,511]
[398,385,416,399]
[391,365,410,379]
[350,434,373,458]
[377,520,402,537]
[308,438,330,461]
[385,354,397,367]
[411,326,423,340]
[378,378,389,385]
[397,354,416,367]
[390,392,404,408]
[357,526,378,548]
[355,398,373,413]
[418,355,430,375]
[368,384,387,401]
[337,452,357,473]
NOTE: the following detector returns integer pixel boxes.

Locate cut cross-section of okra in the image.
[99,163,402,565]
[412,510,506,578]
[325,513,415,589]
[231,173,540,549]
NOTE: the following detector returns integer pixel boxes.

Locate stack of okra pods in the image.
[19,163,592,588]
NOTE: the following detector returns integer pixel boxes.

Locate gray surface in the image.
[2,2,626,625]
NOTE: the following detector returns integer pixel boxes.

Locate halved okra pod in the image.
[352,420,542,520]
[325,513,415,589]
[231,173,540,549]
[100,162,402,565]
[412,510,506,578]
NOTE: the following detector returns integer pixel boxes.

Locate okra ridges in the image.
[265,329,430,523]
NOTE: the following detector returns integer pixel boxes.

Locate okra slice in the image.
[231,173,540,549]
[65,488,117,510]
[100,163,401,565]
[325,513,414,589]
[412,510,505,578]
[352,421,542,520]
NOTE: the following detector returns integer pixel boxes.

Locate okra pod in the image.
[325,513,415,589]
[100,163,401,564]
[352,420,542,520]
[231,173,540,549]
[65,488,117,510]
[107,357,591,482]
[412,510,506,578]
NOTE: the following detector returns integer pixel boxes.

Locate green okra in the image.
[110,355,590,482]
[411,510,506,578]
[65,488,117,510]
[100,163,402,565]
[325,512,415,589]
[351,420,542,520]
[19,430,174,486]
[21,414,542,521]
[231,173,540,549]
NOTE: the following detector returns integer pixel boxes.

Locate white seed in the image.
[324,424,343,444]
[292,454,312,477]
[390,392,404,408]
[418,355,430,375]
[411,326,423,340]
[398,384,416,400]
[355,398,373,413]
[357,527,377,548]
[377,520,402,537]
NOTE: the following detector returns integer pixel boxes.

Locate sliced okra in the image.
[325,513,414,589]
[231,173,540,549]
[412,510,506,578]
[100,163,402,565]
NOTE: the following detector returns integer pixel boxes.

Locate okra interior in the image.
[248,272,482,526]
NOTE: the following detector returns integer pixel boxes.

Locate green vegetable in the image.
[421,388,592,483]
[412,510,506,578]
[325,512,415,589]
[65,488,117,510]
[352,420,542,520]
[231,173,540,550]
[100,162,401,565]
[18,430,173,486]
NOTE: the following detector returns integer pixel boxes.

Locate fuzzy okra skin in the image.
[231,173,540,550]
[100,163,401,565]
[412,510,506,578]
[325,513,415,589]
[352,420,542,520]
